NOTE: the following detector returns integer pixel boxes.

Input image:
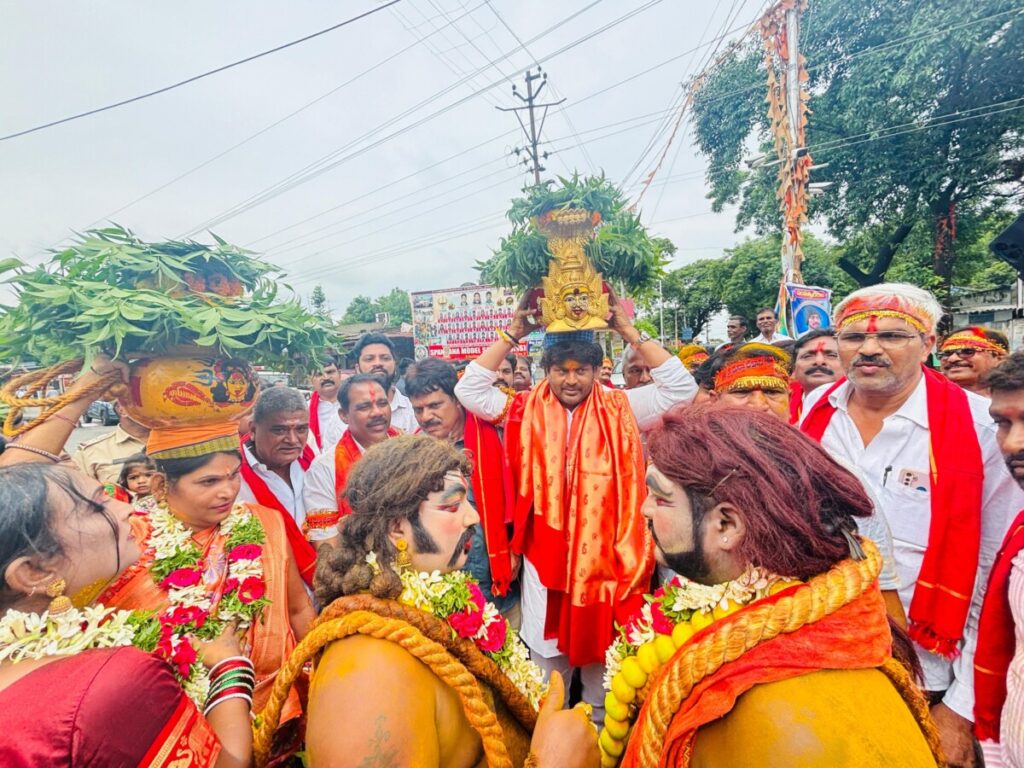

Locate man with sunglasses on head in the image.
[799,283,1023,768]
[939,326,1010,398]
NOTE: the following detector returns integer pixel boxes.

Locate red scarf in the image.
[974,509,1024,741]
[506,383,652,666]
[309,391,323,450]
[333,428,401,514]
[463,413,514,597]
[237,439,316,588]
[788,379,804,424]
[801,367,983,658]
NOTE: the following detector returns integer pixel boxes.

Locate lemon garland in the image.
[597,569,800,767]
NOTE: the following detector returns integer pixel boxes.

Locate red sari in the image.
[0,647,219,767]
[100,502,302,722]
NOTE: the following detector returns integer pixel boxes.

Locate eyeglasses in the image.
[937,347,980,360]
[835,331,922,350]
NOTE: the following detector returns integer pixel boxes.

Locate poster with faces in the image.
[411,284,528,360]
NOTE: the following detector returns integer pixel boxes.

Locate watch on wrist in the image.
[630,330,652,349]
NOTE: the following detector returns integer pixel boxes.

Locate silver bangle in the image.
[5,443,61,462]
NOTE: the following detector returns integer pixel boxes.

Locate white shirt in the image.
[455,355,697,432]
[802,375,1022,719]
[750,330,791,344]
[456,355,696,658]
[236,443,307,528]
[316,397,346,449]
[302,437,365,514]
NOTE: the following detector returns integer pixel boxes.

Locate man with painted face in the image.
[303,374,401,542]
[602,405,942,768]
[351,333,418,434]
[405,357,520,620]
[308,356,346,451]
[456,291,696,721]
[258,435,600,768]
[939,326,1010,397]
[801,283,1024,768]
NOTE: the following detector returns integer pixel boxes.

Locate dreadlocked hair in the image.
[314,434,472,607]
[647,403,872,580]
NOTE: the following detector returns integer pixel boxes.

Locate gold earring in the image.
[46,578,73,615]
[395,539,412,572]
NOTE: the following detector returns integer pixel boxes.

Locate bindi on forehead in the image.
[865,316,879,333]
[813,341,827,354]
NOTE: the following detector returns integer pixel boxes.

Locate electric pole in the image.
[497,68,565,184]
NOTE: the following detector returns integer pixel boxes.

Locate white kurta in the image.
[236,443,307,528]
[802,375,1022,719]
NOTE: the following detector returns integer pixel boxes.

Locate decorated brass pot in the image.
[119,354,259,429]
[535,208,609,332]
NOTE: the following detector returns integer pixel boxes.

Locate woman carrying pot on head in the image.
[0,359,252,767]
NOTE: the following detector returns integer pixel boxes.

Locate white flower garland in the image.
[0,605,136,663]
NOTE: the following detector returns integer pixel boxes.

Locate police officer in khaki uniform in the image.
[71,402,149,485]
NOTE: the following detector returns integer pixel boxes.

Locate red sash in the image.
[333,428,401,515]
[237,439,316,588]
[801,367,983,658]
[309,391,323,450]
[788,379,804,424]
[463,412,514,597]
[974,509,1024,741]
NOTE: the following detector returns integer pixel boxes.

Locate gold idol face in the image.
[539,267,609,332]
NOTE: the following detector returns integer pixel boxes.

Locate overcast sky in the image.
[0,0,764,329]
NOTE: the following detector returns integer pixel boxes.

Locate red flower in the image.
[166,605,207,628]
[228,544,263,562]
[650,602,673,635]
[161,567,202,590]
[236,576,265,605]
[223,578,239,594]
[171,639,198,677]
[478,619,507,653]
[467,583,486,612]
[449,606,485,639]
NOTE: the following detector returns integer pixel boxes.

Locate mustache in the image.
[852,355,890,368]
[448,525,478,567]
[365,416,388,429]
[1006,452,1024,467]
[804,365,835,376]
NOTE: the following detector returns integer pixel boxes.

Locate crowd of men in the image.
[67,286,1024,767]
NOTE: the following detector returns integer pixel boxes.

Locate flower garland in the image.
[597,569,800,767]
[386,557,546,709]
[131,503,270,704]
[0,605,139,663]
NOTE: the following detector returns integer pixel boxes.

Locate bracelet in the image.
[51,412,79,428]
[209,656,255,677]
[5,444,61,462]
[303,511,341,533]
[204,691,253,718]
[496,328,521,346]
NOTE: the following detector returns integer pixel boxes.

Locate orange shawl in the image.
[507,381,653,666]
[333,428,400,515]
[100,502,301,721]
[622,587,893,768]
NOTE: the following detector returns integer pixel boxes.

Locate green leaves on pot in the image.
[506,172,625,225]
[478,173,672,293]
[0,226,340,366]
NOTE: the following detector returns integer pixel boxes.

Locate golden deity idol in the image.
[536,208,609,332]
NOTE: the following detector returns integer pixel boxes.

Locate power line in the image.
[0,1,403,142]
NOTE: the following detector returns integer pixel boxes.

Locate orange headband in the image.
[147,421,240,460]
[677,345,710,372]
[714,357,789,393]
[940,329,1007,356]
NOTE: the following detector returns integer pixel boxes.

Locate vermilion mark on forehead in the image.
[866,315,879,333]
[561,362,583,372]
[813,341,826,354]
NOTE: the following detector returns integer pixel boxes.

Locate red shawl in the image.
[463,412,514,597]
[788,379,804,424]
[801,367,983,658]
[333,428,401,515]
[238,438,316,588]
[309,391,323,450]
[974,509,1024,741]
[506,382,653,666]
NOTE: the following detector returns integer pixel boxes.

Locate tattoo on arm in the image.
[357,715,399,768]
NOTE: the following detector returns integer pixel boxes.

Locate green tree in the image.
[309,284,330,320]
[659,259,725,337]
[340,288,412,325]
[691,0,1024,302]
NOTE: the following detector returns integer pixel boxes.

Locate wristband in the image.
[496,328,521,346]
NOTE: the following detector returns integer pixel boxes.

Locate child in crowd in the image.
[117,452,157,502]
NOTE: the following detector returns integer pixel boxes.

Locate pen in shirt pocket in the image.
[882,465,892,486]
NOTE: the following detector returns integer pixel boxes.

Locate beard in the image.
[409,515,478,569]
[651,492,712,582]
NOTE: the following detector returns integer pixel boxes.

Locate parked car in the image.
[83,400,119,426]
